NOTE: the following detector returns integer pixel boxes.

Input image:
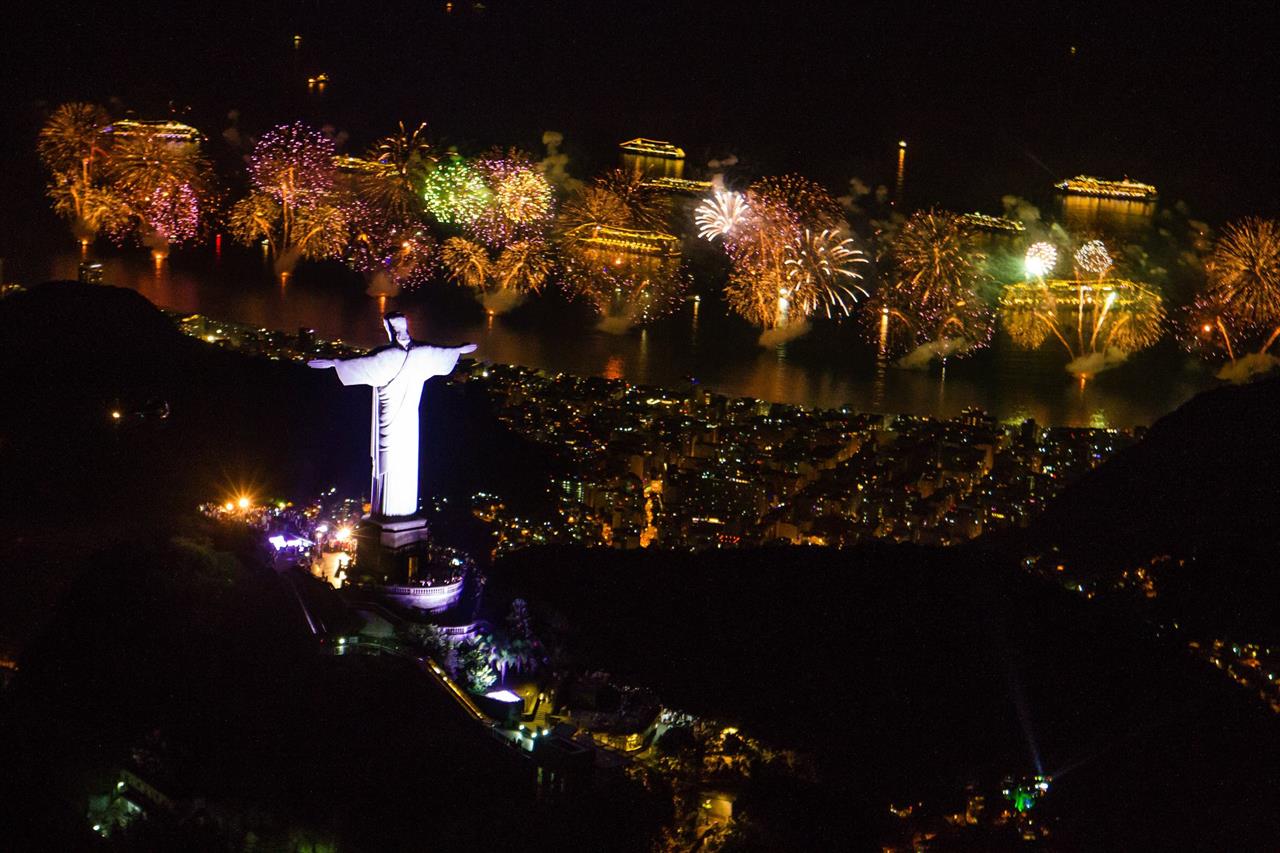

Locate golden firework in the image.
[999,278,1164,364]
[441,237,491,290]
[873,209,992,356]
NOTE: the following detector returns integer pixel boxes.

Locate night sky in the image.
[3,0,1278,251]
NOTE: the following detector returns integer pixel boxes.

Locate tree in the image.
[459,645,496,692]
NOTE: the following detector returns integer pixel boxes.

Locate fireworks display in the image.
[871,210,992,359]
[1074,239,1113,277]
[108,132,205,200]
[37,102,110,176]
[38,103,121,242]
[472,152,554,247]
[783,229,869,318]
[999,278,1164,373]
[345,200,438,290]
[1185,218,1280,366]
[493,240,553,295]
[140,183,202,246]
[561,169,664,236]
[232,123,348,271]
[441,237,491,290]
[365,121,434,218]
[248,122,336,202]
[695,190,749,241]
[1205,218,1280,327]
[560,241,687,327]
[423,156,491,225]
[717,175,846,330]
[1024,241,1059,278]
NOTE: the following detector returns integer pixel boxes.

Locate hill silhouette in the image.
[1021,375,1280,641]
[493,542,1280,850]
[0,282,548,651]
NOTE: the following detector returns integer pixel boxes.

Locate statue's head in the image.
[383,312,411,349]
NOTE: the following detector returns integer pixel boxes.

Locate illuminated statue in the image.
[309,313,476,518]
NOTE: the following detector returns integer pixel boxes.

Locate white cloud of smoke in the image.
[1065,348,1129,377]
[540,131,581,192]
[1216,352,1280,383]
[758,321,812,347]
[838,176,872,213]
[481,289,525,316]
[366,271,400,297]
[895,337,968,369]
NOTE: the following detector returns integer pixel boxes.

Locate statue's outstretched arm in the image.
[308,359,337,369]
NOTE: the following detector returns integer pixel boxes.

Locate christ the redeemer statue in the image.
[309,313,476,519]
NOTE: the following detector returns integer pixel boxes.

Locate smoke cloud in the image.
[481,289,525,316]
[838,176,872,213]
[758,321,812,347]
[1001,194,1042,226]
[597,313,639,335]
[707,154,739,170]
[1065,348,1129,377]
[366,271,400,297]
[273,248,301,276]
[895,337,968,369]
[540,131,581,192]
[1216,352,1280,383]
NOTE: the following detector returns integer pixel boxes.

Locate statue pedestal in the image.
[355,516,431,585]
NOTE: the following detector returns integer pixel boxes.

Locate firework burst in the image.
[248,122,336,203]
[38,102,111,176]
[868,209,993,359]
[38,102,122,243]
[233,123,347,273]
[1024,241,1058,279]
[140,183,202,246]
[423,156,491,226]
[999,278,1164,375]
[695,190,749,241]
[783,229,869,318]
[493,240,554,295]
[108,132,205,200]
[560,241,687,328]
[346,200,438,290]
[717,175,844,330]
[365,121,434,218]
[1074,239,1113,277]
[472,151,554,247]
[441,237,491,290]
[1183,218,1280,367]
[1205,218,1280,327]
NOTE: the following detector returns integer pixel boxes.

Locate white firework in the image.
[1074,239,1113,276]
[784,229,870,318]
[695,189,750,241]
[1025,241,1059,279]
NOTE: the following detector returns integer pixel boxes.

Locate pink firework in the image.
[144,183,201,245]
[248,122,336,203]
